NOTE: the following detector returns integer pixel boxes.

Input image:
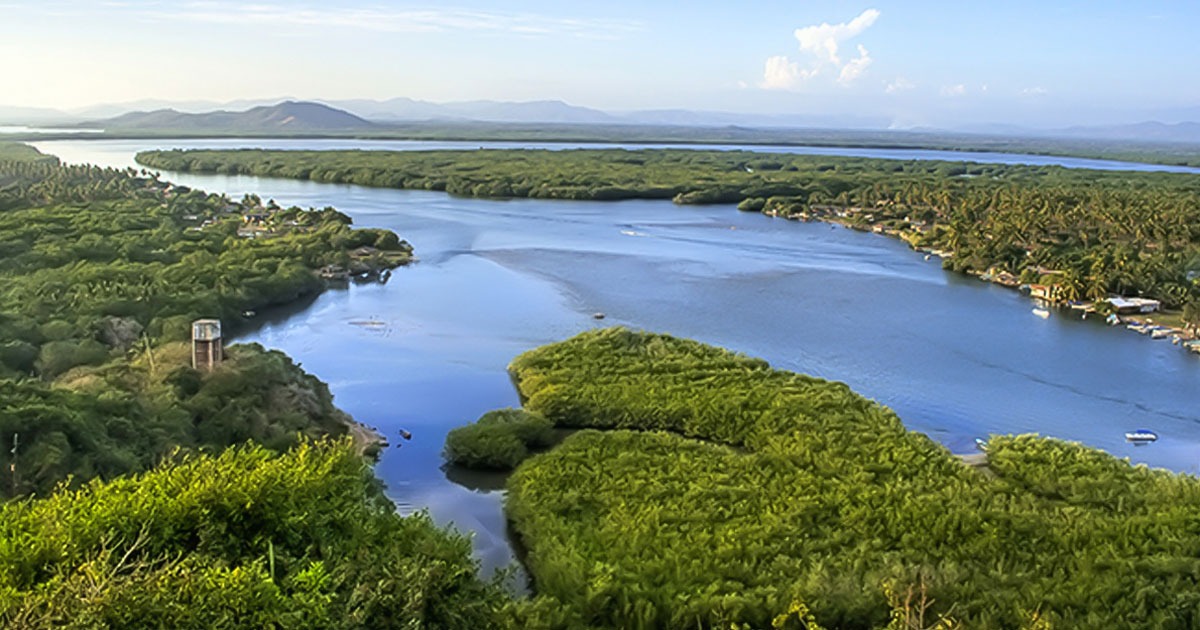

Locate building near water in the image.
[1029,284,1065,302]
[1106,297,1161,314]
[192,319,223,370]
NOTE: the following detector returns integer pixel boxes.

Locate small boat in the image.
[1150,327,1173,339]
[593,312,606,320]
[1032,308,1050,319]
[974,438,989,452]
[1106,313,1121,326]
[1125,429,1158,444]
[242,310,256,318]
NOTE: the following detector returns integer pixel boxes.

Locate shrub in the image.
[0,440,507,628]
[443,408,553,470]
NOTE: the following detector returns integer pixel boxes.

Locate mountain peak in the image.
[96,100,374,131]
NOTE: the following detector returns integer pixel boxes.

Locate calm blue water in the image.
[35,139,1200,578]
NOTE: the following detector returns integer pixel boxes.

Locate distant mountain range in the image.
[2,97,1199,144]
[90,101,374,132]
[1055,121,1200,143]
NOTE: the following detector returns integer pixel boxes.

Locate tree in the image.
[1184,301,1200,334]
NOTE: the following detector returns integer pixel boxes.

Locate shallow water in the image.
[34,139,1200,579]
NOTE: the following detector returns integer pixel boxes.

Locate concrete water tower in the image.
[192,319,223,370]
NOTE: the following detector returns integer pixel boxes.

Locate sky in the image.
[2,0,1198,128]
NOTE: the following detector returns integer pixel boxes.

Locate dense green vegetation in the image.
[502,328,1200,629]
[0,155,412,497]
[0,439,507,628]
[0,142,56,164]
[138,148,1200,311]
[0,150,520,627]
[443,408,554,470]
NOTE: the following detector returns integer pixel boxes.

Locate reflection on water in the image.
[30,138,1200,584]
[443,464,509,493]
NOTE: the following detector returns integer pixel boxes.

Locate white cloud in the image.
[136,3,642,39]
[1021,86,1048,96]
[885,76,914,93]
[838,45,873,84]
[940,84,966,97]
[794,9,880,66]
[760,9,879,90]
[761,55,816,90]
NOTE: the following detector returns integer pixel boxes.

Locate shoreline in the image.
[765,209,1200,355]
[14,130,1200,172]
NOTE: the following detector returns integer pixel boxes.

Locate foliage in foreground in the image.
[0,439,507,628]
[443,407,553,470]
[504,328,1200,629]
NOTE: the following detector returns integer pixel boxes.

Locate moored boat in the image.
[1124,429,1158,444]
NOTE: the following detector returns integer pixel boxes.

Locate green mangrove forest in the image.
[494,327,1200,629]
[136,148,1200,315]
[0,145,519,627]
[443,408,554,470]
[8,139,1200,627]
[0,146,412,497]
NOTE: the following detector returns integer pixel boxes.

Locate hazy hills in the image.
[91,101,375,132]
[2,97,1199,146]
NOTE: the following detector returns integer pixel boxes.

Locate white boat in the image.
[1124,429,1158,444]
[1032,308,1050,319]
[974,438,989,452]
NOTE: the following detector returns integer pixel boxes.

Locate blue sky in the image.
[2,0,1197,126]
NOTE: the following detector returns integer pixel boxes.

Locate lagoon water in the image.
[35,139,1200,577]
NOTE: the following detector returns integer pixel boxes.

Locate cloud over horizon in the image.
[885,77,915,93]
[761,9,880,90]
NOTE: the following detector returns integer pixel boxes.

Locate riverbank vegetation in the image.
[0,142,57,164]
[137,148,1200,314]
[0,439,507,628]
[0,154,412,498]
[443,408,553,470]
[502,327,1200,628]
[0,149,522,627]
